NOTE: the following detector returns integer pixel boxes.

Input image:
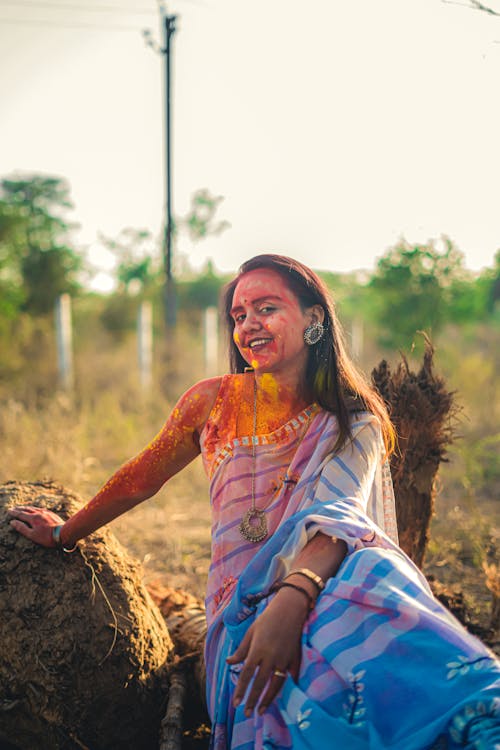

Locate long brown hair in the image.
[221,254,395,455]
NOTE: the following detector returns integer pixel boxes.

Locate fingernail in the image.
[244,708,252,718]
[233,697,241,707]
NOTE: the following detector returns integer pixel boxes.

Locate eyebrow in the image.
[230,295,283,315]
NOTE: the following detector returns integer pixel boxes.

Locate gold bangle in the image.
[286,567,325,592]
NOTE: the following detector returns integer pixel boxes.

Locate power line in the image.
[0,0,156,12]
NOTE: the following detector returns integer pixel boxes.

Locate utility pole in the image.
[162,8,177,328]
[143,7,177,329]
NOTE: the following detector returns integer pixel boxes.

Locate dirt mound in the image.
[0,481,174,750]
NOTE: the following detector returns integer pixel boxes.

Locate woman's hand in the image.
[7,506,64,547]
[226,586,311,717]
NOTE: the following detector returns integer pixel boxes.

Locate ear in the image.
[306,304,325,325]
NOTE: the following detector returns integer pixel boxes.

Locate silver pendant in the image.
[239,508,268,543]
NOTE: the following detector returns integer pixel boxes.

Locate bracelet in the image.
[285,568,326,592]
[52,525,78,553]
[271,581,315,611]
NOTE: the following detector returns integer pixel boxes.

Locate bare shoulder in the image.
[174,376,224,435]
[183,376,223,408]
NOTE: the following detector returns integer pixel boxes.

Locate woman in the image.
[8,254,500,749]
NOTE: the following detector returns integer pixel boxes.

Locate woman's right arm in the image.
[8,377,222,549]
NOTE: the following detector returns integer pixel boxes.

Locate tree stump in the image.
[147,583,210,749]
[147,584,207,713]
[372,340,456,567]
[0,481,174,750]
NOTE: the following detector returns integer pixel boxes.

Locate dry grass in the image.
[0,320,497,629]
[0,320,214,601]
[112,461,211,600]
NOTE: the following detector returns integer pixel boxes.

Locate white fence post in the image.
[138,300,153,390]
[204,306,218,376]
[55,293,74,391]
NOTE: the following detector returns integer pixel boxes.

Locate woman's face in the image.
[230,268,322,375]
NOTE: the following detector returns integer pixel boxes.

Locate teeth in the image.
[249,339,271,348]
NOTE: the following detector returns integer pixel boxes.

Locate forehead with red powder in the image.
[231,268,300,310]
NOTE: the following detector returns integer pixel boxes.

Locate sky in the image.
[1,0,500,290]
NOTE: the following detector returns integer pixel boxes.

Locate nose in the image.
[241,311,262,334]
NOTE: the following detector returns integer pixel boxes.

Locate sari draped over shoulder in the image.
[199,374,500,750]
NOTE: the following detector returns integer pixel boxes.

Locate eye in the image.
[259,305,275,314]
[233,313,246,323]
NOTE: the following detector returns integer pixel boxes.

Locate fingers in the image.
[241,664,274,717]
[7,510,35,527]
[7,506,60,547]
[231,658,258,709]
[233,663,288,716]
[9,505,39,513]
[257,671,287,715]
[226,606,301,716]
[233,667,290,715]
[7,505,62,520]
[9,519,35,539]
[245,667,287,717]
[226,627,252,665]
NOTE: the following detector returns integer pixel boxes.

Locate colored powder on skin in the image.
[85,367,310,521]
[203,376,246,466]
[88,388,208,502]
[260,372,279,403]
[202,374,314,479]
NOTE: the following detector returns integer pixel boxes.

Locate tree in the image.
[0,175,82,316]
[99,189,230,329]
[447,252,500,323]
[179,189,230,243]
[368,237,466,349]
[97,228,163,339]
[442,0,500,17]
[177,259,227,311]
[0,205,26,320]
[100,228,161,297]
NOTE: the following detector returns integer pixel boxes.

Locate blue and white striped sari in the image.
[200,404,500,749]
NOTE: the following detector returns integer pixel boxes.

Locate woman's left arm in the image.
[227,532,347,716]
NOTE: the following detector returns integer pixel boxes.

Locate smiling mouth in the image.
[248,338,272,349]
